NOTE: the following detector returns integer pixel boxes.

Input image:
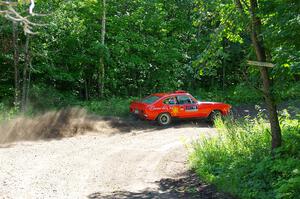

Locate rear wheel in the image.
[157,113,172,126]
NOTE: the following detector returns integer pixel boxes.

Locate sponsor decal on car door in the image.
[185,104,198,112]
[176,95,199,117]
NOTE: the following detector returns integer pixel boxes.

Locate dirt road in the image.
[0,120,216,199]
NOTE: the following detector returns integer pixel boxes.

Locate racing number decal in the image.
[172,107,179,115]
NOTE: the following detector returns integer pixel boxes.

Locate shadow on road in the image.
[87,172,234,199]
[92,116,213,134]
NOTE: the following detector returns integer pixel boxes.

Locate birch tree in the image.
[1,0,37,111]
[99,0,106,98]
[12,21,20,107]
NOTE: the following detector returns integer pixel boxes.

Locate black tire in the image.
[129,113,139,120]
[207,110,222,124]
[157,113,172,126]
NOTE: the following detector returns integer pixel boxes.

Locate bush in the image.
[229,83,262,103]
[274,82,300,102]
[30,84,78,110]
[78,97,136,117]
[189,115,300,199]
[29,84,136,117]
[0,103,18,122]
[192,84,262,105]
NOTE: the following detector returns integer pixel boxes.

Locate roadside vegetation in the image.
[0,103,17,122]
[189,115,300,199]
[1,82,299,121]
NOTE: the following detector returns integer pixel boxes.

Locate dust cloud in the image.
[0,108,96,144]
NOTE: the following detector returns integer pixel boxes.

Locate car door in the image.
[162,96,180,117]
[176,95,199,118]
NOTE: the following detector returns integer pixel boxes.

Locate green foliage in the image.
[192,0,300,99]
[78,97,136,117]
[189,116,300,199]
[30,84,78,110]
[192,84,261,104]
[26,0,197,98]
[192,81,300,105]
[262,0,300,82]
[0,0,299,111]
[0,103,18,122]
[273,82,300,102]
[229,84,262,103]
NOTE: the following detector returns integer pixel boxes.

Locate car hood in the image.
[198,101,231,107]
[198,101,219,104]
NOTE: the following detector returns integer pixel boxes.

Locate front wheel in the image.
[207,110,222,124]
[157,113,172,126]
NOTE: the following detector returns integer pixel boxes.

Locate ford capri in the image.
[129,90,231,125]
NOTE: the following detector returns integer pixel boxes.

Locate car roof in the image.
[153,93,169,97]
[152,90,189,98]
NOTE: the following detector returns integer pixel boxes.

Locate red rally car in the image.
[129,90,231,125]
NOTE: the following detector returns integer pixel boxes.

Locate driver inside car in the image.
[168,98,176,105]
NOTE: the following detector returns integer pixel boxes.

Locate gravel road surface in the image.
[0,121,215,199]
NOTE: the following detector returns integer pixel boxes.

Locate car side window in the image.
[163,97,177,105]
[176,95,195,105]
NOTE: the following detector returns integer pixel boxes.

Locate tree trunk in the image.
[26,55,31,108]
[12,21,20,108]
[99,0,106,98]
[96,72,100,98]
[249,0,281,150]
[84,77,89,101]
[222,64,225,91]
[21,34,30,112]
[222,40,226,91]
[100,57,105,97]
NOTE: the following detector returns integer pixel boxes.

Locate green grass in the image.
[189,115,300,199]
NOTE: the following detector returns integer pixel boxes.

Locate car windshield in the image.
[141,95,160,104]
